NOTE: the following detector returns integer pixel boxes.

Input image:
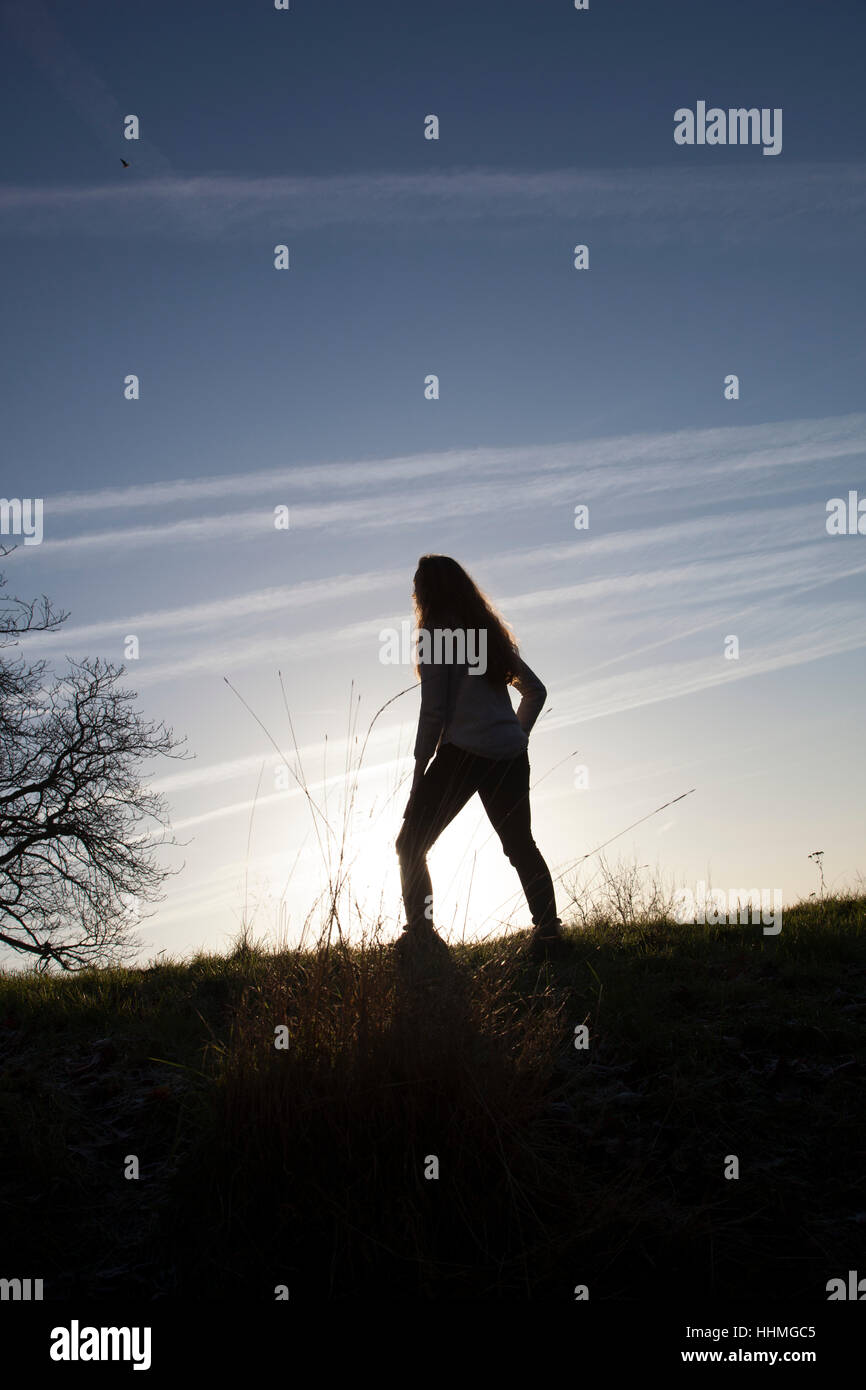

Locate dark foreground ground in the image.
[1,895,864,1301]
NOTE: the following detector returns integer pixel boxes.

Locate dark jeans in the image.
[395,742,559,932]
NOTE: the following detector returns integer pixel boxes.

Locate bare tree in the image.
[0,549,186,970]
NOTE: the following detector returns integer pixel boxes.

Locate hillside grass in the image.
[1,893,864,1300]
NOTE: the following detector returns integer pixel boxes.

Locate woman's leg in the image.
[395,744,483,929]
[476,751,560,933]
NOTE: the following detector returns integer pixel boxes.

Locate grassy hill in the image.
[1,893,864,1301]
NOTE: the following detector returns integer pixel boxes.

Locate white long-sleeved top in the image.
[413,640,547,766]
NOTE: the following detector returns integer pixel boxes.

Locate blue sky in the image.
[2,0,865,962]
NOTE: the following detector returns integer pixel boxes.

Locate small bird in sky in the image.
[120,158,129,167]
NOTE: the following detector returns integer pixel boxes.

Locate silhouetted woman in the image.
[396,555,563,952]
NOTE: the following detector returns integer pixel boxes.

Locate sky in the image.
[1,0,865,964]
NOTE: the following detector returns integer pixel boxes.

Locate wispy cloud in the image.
[2,165,865,242]
[16,412,866,560]
[23,569,405,649]
[41,411,866,516]
[547,598,866,733]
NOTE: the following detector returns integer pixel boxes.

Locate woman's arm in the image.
[510,656,547,735]
[407,657,450,808]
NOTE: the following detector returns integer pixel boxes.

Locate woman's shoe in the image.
[532,918,563,941]
[527,919,564,956]
[393,922,449,954]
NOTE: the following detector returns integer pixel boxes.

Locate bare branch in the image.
[0,565,187,969]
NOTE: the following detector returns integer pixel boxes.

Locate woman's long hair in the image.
[412,554,519,684]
